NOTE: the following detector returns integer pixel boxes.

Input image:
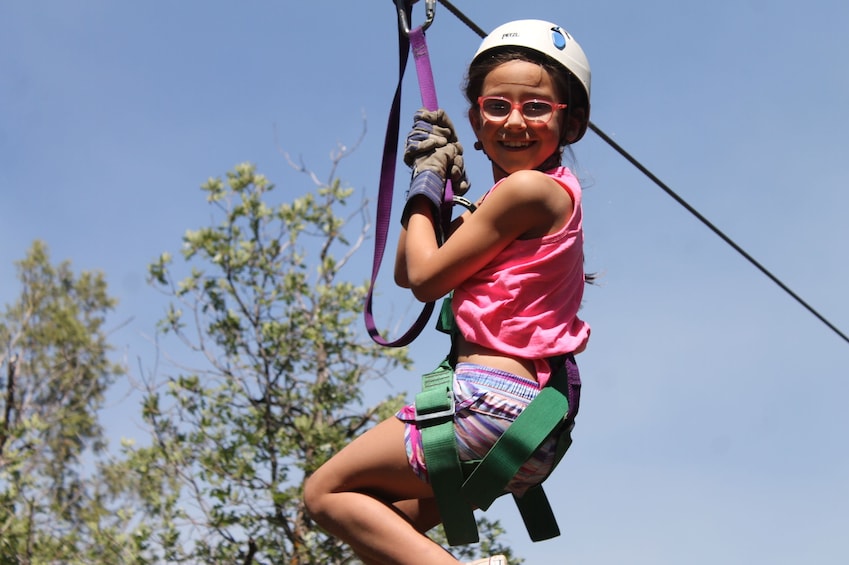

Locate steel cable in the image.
[436,0,849,346]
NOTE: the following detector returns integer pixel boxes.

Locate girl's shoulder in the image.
[490,169,564,201]
[489,168,576,212]
[481,169,574,239]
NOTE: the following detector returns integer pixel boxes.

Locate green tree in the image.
[0,240,138,563]
[131,148,520,563]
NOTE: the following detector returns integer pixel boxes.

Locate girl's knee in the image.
[302,471,329,522]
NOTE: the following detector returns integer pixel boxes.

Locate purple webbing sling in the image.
[363,23,453,347]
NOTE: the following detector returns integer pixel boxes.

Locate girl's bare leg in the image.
[303,417,458,564]
[393,497,442,534]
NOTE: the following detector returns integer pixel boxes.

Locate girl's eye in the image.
[483,99,510,116]
[522,101,553,117]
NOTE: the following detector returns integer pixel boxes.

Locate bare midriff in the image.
[455,334,537,383]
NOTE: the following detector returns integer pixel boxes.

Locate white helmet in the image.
[472,19,591,142]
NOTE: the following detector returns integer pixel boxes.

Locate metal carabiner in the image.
[395,0,436,36]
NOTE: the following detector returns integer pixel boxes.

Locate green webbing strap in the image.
[415,359,480,545]
[513,420,574,541]
[461,370,570,511]
[514,484,560,541]
[418,297,574,544]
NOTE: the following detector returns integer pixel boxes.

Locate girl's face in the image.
[469,59,564,179]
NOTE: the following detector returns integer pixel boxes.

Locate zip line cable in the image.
[435,0,849,347]
[588,123,849,346]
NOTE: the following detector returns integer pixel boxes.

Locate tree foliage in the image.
[130,155,413,563]
[129,150,522,563]
[0,150,523,563]
[0,240,136,563]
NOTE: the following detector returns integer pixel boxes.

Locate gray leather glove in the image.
[404,108,458,164]
[403,108,470,197]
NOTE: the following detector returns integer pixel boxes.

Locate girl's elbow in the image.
[394,270,411,288]
[406,276,444,303]
[411,287,442,303]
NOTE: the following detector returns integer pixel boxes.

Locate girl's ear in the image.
[469,107,485,151]
[468,106,482,133]
[562,108,587,145]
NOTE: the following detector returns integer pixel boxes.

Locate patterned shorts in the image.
[396,362,566,497]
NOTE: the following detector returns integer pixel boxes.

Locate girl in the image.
[304,19,592,565]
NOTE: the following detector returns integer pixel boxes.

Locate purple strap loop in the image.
[409,27,455,242]
[363,20,454,347]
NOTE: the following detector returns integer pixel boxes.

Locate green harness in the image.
[414,298,581,546]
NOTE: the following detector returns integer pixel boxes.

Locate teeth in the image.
[502,141,530,148]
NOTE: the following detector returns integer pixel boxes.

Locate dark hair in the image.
[464,47,589,147]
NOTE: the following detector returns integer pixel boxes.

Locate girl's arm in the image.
[394,203,476,288]
[395,169,573,302]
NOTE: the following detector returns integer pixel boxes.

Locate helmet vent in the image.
[551,27,567,51]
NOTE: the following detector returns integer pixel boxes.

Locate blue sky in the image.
[3,1,849,563]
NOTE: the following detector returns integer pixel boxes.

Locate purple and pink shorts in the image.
[395,362,567,497]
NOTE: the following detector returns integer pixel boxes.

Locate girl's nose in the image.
[504,107,527,129]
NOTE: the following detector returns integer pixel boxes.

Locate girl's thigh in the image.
[308,417,435,503]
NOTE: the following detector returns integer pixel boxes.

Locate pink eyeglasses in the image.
[477,96,567,124]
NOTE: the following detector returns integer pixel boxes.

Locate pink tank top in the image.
[452,167,590,387]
